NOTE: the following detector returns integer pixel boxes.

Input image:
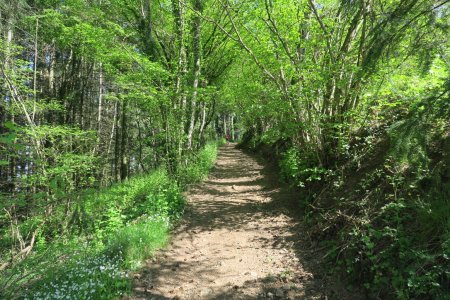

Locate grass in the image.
[21,220,168,299]
[177,142,219,186]
[0,141,222,299]
[106,220,169,269]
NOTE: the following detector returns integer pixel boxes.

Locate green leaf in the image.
[4,121,16,130]
[0,133,17,144]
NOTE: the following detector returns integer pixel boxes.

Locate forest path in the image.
[129,144,350,300]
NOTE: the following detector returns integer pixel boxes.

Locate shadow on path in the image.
[129,144,356,300]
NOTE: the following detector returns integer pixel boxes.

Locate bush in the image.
[106,220,168,269]
[311,95,450,299]
[177,142,218,186]
[279,147,329,188]
[1,141,220,299]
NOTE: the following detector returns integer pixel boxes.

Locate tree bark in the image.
[231,114,235,141]
[172,0,188,157]
[187,0,203,150]
[198,101,207,145]
[120,99,129,181]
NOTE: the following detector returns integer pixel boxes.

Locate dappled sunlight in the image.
[128,144,353,300]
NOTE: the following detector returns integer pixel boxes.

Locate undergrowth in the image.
[306,94,450,299]
[242,91,450,299]
[0,141,221,299]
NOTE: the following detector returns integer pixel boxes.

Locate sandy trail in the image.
[129,144,351,300]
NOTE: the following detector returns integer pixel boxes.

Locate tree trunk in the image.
[187,0,203,150]
[48,40,55,95]
[231,114,235,141]
[120,99,129,181]
[198,102,207,146]
[32,18,38,122]
[114,100,121,181]
[142,0,158,60]
[172,0,188,158]
[223,114,227,138]
[97,63,103,135]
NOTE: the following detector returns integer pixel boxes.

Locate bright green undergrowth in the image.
[284,97,450,299]
[176,142,219,186]
[0,142,220,299]
[242,92,450,299]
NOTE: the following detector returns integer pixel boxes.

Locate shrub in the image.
[106,220,168,269]
[1,142,220,299]
[279,147,329,188]
[177,142,218,186]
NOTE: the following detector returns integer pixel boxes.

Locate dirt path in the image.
[130,144,352,300]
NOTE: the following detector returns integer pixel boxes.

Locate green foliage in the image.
[333,194,449,299]
[177,142,219,186]
[1,0,449,298]
[88,169,183,235]
[0,142,219,299]
[279,147,329,188]
[106,220,168,269]
[24,252,130,300]
[310,90,450,299]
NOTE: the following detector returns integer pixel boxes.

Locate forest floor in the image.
[128,144,355,300]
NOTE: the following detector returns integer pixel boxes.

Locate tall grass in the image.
[0,142,222,299]
[177,142,219,186]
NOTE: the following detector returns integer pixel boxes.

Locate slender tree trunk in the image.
[2,18,14,191]
[198,102,207,145]
[114,100,121,181]
[142,0,158,60]
[223,114,227,138]
[120,99,129,181]
[231,114,235,141]
[49,40,55,95]
[104,100,118,183]
[172,0,188,157]
[32,18,39,122]
[136,119,147,172]
[187,0,203,150]
[97,63,103,134]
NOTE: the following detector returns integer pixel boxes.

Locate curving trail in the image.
[129,144,353,300]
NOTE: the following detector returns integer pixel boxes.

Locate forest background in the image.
[0,0,449,299]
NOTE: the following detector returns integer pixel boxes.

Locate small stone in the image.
[200,287,213,297]
[288,290,305,298]
[275,289,284,297]
[267,292,274,299]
